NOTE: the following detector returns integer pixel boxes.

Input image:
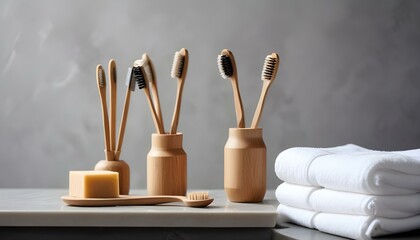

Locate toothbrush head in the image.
[217,49,235,79]
[187,191,210,201]
[109,59,117,83]
[132,66,147,90]
[125,67,136,91]
[171,49,186,79]
[97,65,106,88]
[261,53,280,81]
[142,53,155,84]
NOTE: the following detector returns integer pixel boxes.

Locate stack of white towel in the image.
[274,144,420,240]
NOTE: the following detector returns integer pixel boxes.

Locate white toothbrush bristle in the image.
[125,67,136,91]
[261,55,278,81]
[187,191,209,201]
[171,51,185,78]
[217,54,233,79]
[143,60,154,84]
[98,67,106,87]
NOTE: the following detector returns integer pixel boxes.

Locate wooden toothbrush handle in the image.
[251,81,271,129]
[231,77,245,128]
[99,88,113,161]
[109,60,117,152]
[145,88,164,134]
[151,83,164,133]
[148,60,165,133]
[115,88,131,160]
[170,78,185,134]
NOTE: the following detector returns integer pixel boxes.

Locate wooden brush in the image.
[109,59,117,154]
[62,191,213,208]
[132,63,164,134]
[250,53,280,128]
[170,48,189,134]
[218,49,245,128]
[114,67,136,160]
[142,54,165,133]
[96,65,113,161]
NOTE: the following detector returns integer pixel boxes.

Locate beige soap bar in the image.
[69,171,119,198]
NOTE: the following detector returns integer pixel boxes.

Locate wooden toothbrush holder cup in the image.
[147,133,187,196]
[224,128,266,203]
[94,159,130,195]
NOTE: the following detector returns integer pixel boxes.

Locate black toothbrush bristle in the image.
[218,55,233,78]
[176,56,185,78]
[262,56,277,80]
[132,66,147,89]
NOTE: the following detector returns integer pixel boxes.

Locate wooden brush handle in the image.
[250,81,271,129]
[109,60,117,152]
[62,195,184,207]
[99,87,113,161]
[144,87,164,134]
[151,83,164,133]
[170,79,185,134]
[115,88,131,160]
[148,58,165,133]
[231,77,245,128]
[117,195,184,206]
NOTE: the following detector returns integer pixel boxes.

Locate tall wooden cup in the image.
[224,128,266,202]
[147,133,187,196]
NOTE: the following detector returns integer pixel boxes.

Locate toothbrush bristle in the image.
[217,55,233,79]
[143,61,153,83]
[98,67,106,87]
[187,191,209,201]
[132,66,147,90]
[125,67,136,91]
[171,51,185,78]
[261,55,278,81]
[143,60,154,83]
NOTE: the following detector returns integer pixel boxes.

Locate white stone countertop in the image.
[0,189,277,228]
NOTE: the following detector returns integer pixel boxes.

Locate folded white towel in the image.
[310,188,420,218]
[277,204,420,240]
[308,151,420,194]
[275,182,319,210]
[277,204,317,229]
[275,144,366,186]
[275,146,420,195]
[276,182,420,218]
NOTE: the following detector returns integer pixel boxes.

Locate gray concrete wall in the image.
[1,0,420,189]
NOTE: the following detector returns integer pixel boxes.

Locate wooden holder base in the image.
[147,133,187,196]
[224,128,266,203]
[94,159,130,195]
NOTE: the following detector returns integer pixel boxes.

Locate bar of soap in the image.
[69,171,119,198]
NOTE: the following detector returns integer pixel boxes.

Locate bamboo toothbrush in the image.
[170,48,189,134]
[114,67,136,160]
[217,49,245,128]
[108,59,117,156]
[96,65,113,161]
[62,191,213,208]
[132,63,164,134]
[141,54,165,133]
[250,53,280,128]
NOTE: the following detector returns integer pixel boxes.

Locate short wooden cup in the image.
[147,133,187,196]
[224,128,266,202]
[94,159,130,195]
